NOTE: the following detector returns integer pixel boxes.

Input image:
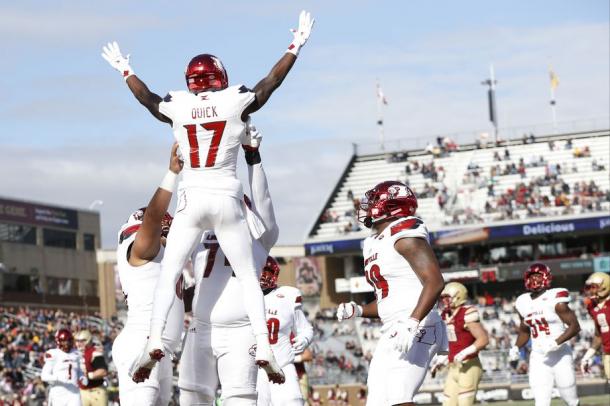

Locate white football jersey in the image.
[515,288,571,354]
[41,348,81,386]
[190,230,268,326]
[263,286,304,368]
[116,234,184,352]
[362,216,441,326]
[159,85,255,197]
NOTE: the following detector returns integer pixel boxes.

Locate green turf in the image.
[451,394,610,406]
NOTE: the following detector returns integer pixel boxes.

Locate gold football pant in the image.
[80,387,108,406]
[442,357,483,406]
[604,353,610,380]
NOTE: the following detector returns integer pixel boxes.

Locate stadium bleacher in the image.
[309,130,609,242]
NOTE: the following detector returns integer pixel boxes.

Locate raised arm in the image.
[242,123,279,250]
[129,143,183,265]
[101,41,171,124]
[241,11,314,121]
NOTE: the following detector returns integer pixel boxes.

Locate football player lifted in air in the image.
[257,256,314,406]
[101,10,314,382]
[178,123,285,406]
[112,143,185,405]
[336,181,447,406]
[509,263,581,406]
[582,272,610,380]
[432,282,489,406]
[41,329,85,406]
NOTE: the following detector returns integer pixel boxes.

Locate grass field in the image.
[459,394,610,406]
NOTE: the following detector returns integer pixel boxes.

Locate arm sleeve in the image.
[248,162,279,251]
[293,307,314,348]
[40,352,56,383]
[389,217,428,245]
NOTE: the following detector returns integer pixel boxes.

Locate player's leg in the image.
[456,358,482,406]
[268,364,304,406]
[552,347,579,406]
[442,363,459,406]
[216,325,258,406]
[150,190,204,344]
[178,323,219,403]
[603,354,610,380]
[387,323,439,405]
[528,352,554,406]
[365,334,389,406]
[156,356,175,406]
[257,368,272,406]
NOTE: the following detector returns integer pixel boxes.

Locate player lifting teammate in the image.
[112,144,185,404]
[509,262,581,406]
[257,257,314,406]
[432,282,489,406]
[102,11,315,381]
[582,272,610,380]
[336,181,447,406]
[178,124,284,405]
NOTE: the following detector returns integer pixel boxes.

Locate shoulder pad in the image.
[551,288,570,303]
[44,351,54,359]
[463,306,480,323]
[390,217,424,236]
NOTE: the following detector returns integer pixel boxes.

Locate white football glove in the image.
[580,348,596,374]
[336,301,362,322]
[453,344,477,363]
[430,353,448,377]
[242,121,262,152]
[286,10,315,56]
[291,335,310,354]
[391,317,420,354]
[255,335,285,384]
[508,345,521,362]
[128,336,165,383]
[101,41,134,80]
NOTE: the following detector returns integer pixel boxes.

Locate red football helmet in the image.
[185,54,228,94]
[55,329,74,353]
[524,262,552,292]
[260,256,280,291]
[358,181,418,228]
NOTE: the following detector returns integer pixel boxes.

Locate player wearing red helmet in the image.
[336,181,447,406]
[112,143,185,405]
[581,272,610,380]
[510,262,580,406]
[102,11,315,384]
[41,329,85,406]
[257,256,314,406]
[178,124,285,405]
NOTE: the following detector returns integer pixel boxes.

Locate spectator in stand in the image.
[565,138,573,149]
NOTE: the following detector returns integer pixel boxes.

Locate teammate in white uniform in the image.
[41,329,84,406]
[179,125,283,405]
[112,144,185,405]
[336,181,447,406]
[102,11,314,380]
[257,257,314,406]
[509,262,581,406]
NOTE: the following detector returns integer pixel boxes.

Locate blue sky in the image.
[1,1,608,248]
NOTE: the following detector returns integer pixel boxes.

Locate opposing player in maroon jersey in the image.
[432,282,488,406]
[582,272,610,380]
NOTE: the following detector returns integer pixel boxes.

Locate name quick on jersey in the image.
[191,106,218,120]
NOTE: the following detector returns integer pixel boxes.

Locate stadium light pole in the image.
[481,64,498,144]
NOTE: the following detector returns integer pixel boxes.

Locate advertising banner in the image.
[0,198,79,229]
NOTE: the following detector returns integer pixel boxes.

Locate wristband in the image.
[286,41,301,56]
[159,171,178,192]
[123,69,135,81]
[87,372,95,380]
[244,150,261,165]
[462,344,477,357]
[294,354,302,363]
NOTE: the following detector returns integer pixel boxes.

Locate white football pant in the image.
[112,329,173,406]
[366,321,444,405]
[528,345,579,406]
[152,188,267,338]
[178,322,257,405]
[257,363,303,406]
